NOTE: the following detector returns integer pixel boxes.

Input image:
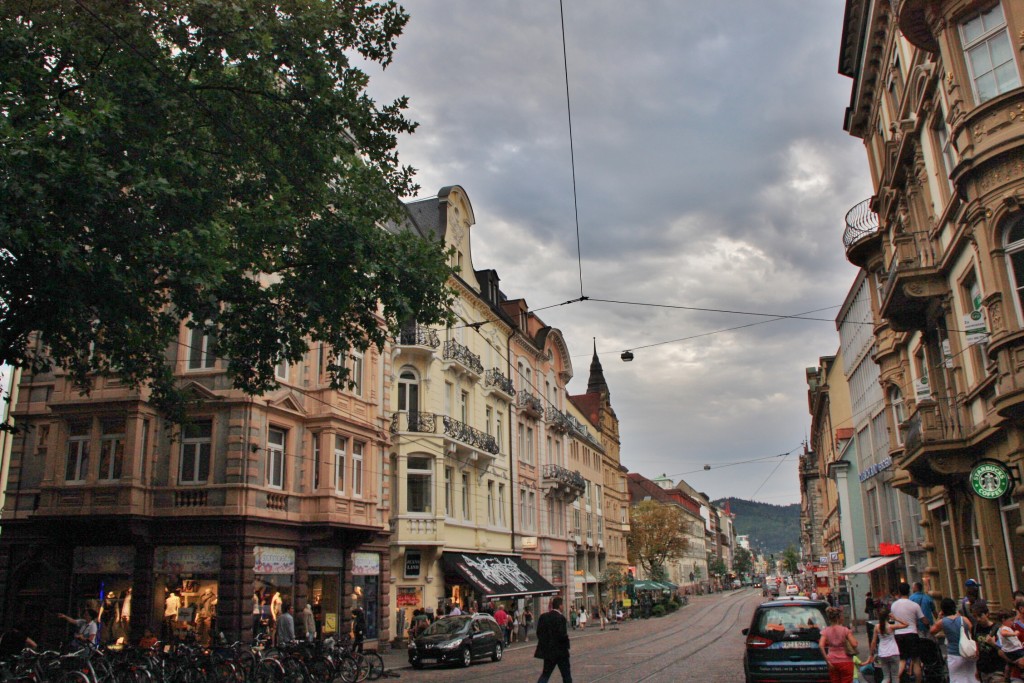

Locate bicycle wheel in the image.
[60,673,91,683]
[253,660,283,683]
[335,656,359,683]
[280,658,307,683]
[361,653,384,682]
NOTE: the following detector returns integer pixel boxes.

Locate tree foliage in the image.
[733,547,753,577]
[782,545,800,574]
[0,1,453,418]
[626,500,690,579]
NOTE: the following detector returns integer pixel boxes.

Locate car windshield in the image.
[753,605,824,641]
[422,616,471,636]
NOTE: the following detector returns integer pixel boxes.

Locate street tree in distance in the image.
[782,545,800,575]
[626,500,690,580]
[0,1,454,420]
[733,547,753,578]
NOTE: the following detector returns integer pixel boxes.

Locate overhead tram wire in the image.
[559,0,586,299]
[749,452,796,500]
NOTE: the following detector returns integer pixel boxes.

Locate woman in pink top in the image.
[819,606,858,683]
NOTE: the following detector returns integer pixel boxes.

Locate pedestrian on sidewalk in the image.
[819,606,857,683]
[535,596,572,683]
[865,604,907,683]
[523,607,533,641]
[599,603,607,631]
[578,607,587,630]
[930,597,976,683]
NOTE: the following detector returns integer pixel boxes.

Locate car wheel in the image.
[460,646,472,668]
[492,643,503,662]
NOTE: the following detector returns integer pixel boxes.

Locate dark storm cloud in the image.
[365,0,870,503]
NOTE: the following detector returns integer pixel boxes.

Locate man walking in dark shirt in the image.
[535,596,572,683]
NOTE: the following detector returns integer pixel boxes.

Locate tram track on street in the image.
[470,589,757,682]
[587,590,753,682]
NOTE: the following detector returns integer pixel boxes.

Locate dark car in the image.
[408,614,504,669]
[742,598,829,683]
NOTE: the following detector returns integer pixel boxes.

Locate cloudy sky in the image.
[363,0,872,505]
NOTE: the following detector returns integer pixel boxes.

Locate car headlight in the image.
[441,639,462,650]
[408,641,417,650]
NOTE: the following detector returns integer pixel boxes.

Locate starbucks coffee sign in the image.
[970,461,1011,499]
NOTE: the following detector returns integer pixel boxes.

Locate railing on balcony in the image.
[397,324,440,349]
[174,490,208,508]
[442,416,499,454]
[902,398,966,454]
[843,198,880,249]
[443,339,483,374]
[545,407,572,432]
[518,390,543,416]
[391,411,437,434]
[542,464,586,494]
[484,368,515,396]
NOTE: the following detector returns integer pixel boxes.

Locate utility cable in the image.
[558,0,585,299]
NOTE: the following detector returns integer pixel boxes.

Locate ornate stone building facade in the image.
[840,0,1024,601]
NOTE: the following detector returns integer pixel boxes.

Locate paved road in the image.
[379,588,765,682]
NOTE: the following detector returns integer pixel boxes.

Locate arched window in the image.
[398,368,419,413]
[888,386,905,446]
[1005,216,1024,324]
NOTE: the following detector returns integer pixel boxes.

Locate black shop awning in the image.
[442,552,559,599]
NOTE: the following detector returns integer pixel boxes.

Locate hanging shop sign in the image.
[829,552,840,564]
[963,309,989,346]
[819,556,827,565]
[942,339,955,369]
[970,460,1012,500]
[351,552,380,576]
[73,546,136,575]
[859,456,893,483]
[154,546,221,574]
[521,536,538,549]
[254,546,295,574]
[879,543,903,556]
[914,376,931,402]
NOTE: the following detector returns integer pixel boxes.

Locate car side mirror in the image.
[742,628,749,635]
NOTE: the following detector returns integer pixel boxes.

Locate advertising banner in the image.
[351,552,380,576]
[154,546,221,574]
[254,546,295,575]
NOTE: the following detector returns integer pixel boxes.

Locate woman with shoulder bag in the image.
[930,597,977,683]
[865,604,908,683]
[819,606,858,683]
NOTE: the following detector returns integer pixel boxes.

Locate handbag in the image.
[844,636,858,657]
[958,618,978,659]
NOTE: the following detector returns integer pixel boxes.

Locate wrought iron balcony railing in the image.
[442,416,500,454]
[542,464,586,494]
[484,368,515,396]
[397,325,440,349]
[518,390,543,416]
[443,339,483,374]
[390,411,437,434]
[843,198,880,249]
[545,406,572,432]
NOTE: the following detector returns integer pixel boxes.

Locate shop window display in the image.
[71,546,136,645]
[154,576,219,645]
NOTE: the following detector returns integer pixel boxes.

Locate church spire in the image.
[587,338,609,395]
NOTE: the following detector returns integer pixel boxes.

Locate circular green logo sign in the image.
[970,462,1011,499]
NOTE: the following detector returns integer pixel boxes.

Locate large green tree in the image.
[0,1,453,418]
[782,545,800,574]
[733,547,753,577]
[626,500,690,580]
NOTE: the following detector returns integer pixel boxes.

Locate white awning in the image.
[839,555,900,575]
[584,573,599,583]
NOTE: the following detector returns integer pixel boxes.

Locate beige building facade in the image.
[840,0,1024,601]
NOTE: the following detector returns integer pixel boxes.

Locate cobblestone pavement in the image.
[373,588,807,682]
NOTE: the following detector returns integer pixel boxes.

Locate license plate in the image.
[779,641,812,649]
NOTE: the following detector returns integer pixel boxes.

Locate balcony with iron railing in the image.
[442,339,483,378]
[442,416,500,455]
[398,324,440,348]
[541,464,586,499]
[843,198,882,268]
[518,390,543,418]
[879,230,946,332]
[898,398,971,487]
[391,410,500,458]
[545,407,572,433]
[483,368,515,400]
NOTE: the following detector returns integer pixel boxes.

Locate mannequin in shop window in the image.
[120,589,131,637]
[270,589,283,644]
[163,588,181,641]
[99,592,117,644]
[197,589,217,645]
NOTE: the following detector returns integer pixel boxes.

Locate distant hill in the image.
[715,498,800,556]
